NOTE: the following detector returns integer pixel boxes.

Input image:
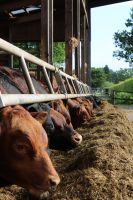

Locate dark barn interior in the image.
[0,0,131,85]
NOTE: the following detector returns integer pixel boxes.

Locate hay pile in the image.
[1,101,133,200]
[49,101,133,200]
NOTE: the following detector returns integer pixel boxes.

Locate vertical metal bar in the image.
[70,79,77,94]
[64,77,73,94]
[80,84,84,93]
[73,80,80,93]
[20,56,36,94]
[79,83,82,93]
[42,66,54,94]
[55,71,67,94]
[10,55,14,68]
[82,84,85,93]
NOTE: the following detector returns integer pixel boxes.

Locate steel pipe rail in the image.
[0,38,91,107]
[0,38,75,81]
[0,93,91,108]
[0,38,55,71]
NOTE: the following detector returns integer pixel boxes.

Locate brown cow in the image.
[26,102,82,151]
[49,108,82,150]
[67,98,90,129]
[0,105,60,197]
[50,99,71,124]
[76,97,93,115]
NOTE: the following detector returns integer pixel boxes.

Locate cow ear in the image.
[31,112,48,124]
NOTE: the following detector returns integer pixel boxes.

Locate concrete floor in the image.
[116,105,133,122]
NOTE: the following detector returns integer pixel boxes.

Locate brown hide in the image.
[0,66,47,94]
[0,105,60,197]
[76,98,93,115]
[50,99,71,124]
[49,108,82,150]
[67,98,90,129]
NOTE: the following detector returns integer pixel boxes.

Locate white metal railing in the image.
[0,38,91,107]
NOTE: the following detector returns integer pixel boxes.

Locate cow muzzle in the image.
[71,132,82,146]
[29,174,60,197]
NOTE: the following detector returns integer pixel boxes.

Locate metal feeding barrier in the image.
[0,38,91,108]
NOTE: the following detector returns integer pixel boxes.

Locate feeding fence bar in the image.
[0,38,91,108]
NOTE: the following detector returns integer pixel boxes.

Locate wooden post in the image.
[81,14,86,82]
[86,5,91,85]
[65,0,73,75]
[75,0,81,80]
[48,0,53,64]
[41,0,48,61]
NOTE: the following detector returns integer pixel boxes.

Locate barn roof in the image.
[0,0,132,84]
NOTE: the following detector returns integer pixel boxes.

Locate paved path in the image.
[116,105,133,122]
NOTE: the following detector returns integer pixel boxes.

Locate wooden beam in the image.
[65,0,73,76]
[86,6,91,86]
[40,0,48,61]
[81,0,89,27]
[12,12,40,24]
[48,0,53,64]
[11,21,40,42]
[75,0,81,80]
[81,14,86,82]
[89,0,130,8]
[0,0,40,11]
[0,20,64,42]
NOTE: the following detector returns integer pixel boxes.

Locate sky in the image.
[91,0,133,71]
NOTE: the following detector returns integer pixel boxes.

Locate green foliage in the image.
[14,42,39,68]
[111,68,133,83]
[15,42,39,56]
[53,42,65,66]
[14,42,65,68]
[102,81,115,88]
[110,77,133,92]
[113,8,133,65]
[91,67,107,87]
[116,92,133,100]
[91,66,133,89]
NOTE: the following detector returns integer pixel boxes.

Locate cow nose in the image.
[48,175,60,187]
[73,133,82,145]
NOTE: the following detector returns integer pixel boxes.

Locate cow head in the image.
[67,99,90,129]
[49,108,82,151]
[0,105,60,197]
[50,99,71,125]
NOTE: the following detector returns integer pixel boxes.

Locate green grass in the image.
[110,77,133,93]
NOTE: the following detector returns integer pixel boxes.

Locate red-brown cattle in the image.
[49,108,82,150]
[76,97,93,115]
[67,98,90,129]
[0,105,60,197]
[50,99,71,124]
[26,102,82,151]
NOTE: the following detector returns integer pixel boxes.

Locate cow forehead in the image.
[3,107,48,144]
[51,109,66,123]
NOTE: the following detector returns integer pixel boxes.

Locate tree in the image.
[53,42,65,66]
[113,8,133,65]
[14,42,65,68]
[111,68,133,83]
[91,68,106,88]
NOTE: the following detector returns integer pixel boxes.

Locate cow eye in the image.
[13,143,27,154]
[16,144,24,150]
